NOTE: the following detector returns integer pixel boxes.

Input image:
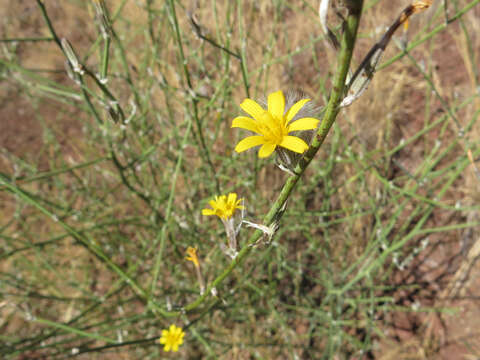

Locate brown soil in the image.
[1,1,479,359]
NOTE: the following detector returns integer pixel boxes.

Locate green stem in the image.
[150,111,194,296]
[0,37,54,42]
[378,0,480,71]
[167,0,221,193]
[36,0,62,48]
[0,174,148,302]
[161,1,364,317]
[263,5,363,226]
[101,35,111,80]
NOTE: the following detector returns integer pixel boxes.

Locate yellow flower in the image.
[201,192,244,220]
[185,247,199,267]
[232,90,319,158]
[159,324,185,352]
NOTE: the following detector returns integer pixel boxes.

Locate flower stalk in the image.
[175,2,365,315]
[185,247,205,295]
[202,193,244,258]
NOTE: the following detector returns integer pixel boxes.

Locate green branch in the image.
[160,1,364,318]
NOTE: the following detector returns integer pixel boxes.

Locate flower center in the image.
[257,112,286,144]
[167,332,181,345]
[224,203,235,218]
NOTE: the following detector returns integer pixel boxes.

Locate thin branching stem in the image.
[159,1,364,317]
[378,0,480,70]
[167,0,221,193]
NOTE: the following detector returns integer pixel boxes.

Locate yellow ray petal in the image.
[258,143,277,158]
[202,209,216,216]
[288,117,319,131]
[227,192,237,204]
[267,90,285,120]
[240,99,265,120]
[285,98,310,123]
[279,136,309,153]
[234,135,265,153]
[231,116,259,133]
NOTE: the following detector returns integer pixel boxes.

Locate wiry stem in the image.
[160,1,364,317]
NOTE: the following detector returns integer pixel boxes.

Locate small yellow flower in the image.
[185,247,199,267]
[159,324,185,352]
[201,192,244,220]
[232,90,319,158]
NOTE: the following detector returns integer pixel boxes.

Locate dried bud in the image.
[92,0,112,38]
[61,38,84,75]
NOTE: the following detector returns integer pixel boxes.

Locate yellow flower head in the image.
[159,324,185,352]
[232,90,319,158]
[201,192,244,220]
[185,246,199,267]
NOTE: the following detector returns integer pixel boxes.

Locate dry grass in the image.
[1,0,480,359]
